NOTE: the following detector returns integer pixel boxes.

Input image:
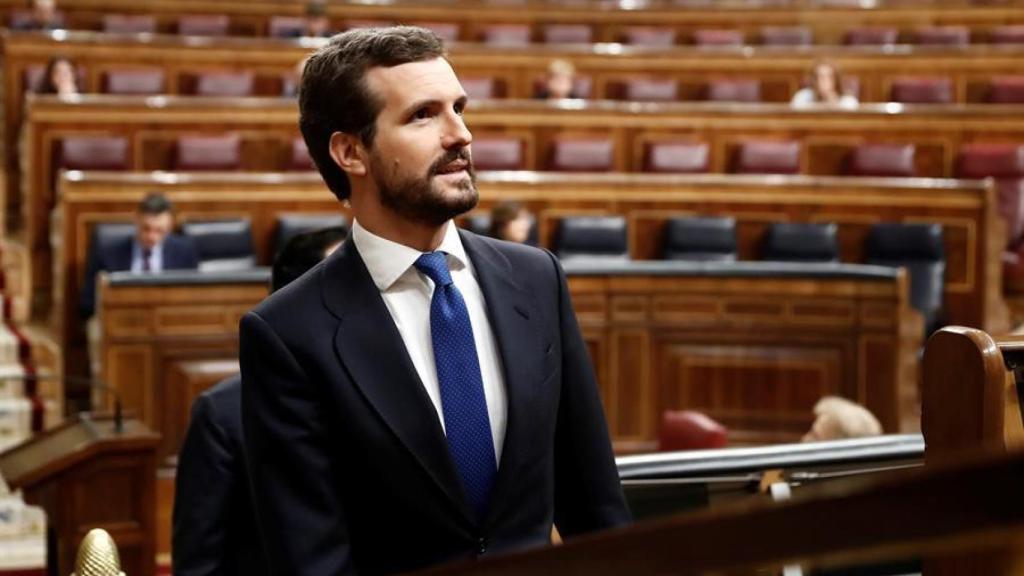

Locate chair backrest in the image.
[178,14,230,36]
[463,213,492,237]
[174,135,242,171]
[957,143,1024,178]
[460,77,504,100]
[290,138,315,171]
[705,79,761,103]
[762,222,839,262]
[102,68,166,95]
[181,219,256,272]
[844,27,898,46]
[847,144,917,177]
[548,138,614,172]
[543,24,592,44]
[658,410,729,452]
[988,77,1024,104]
[273,213,349,256]
[555,216,629,261]
[998,179,1024,249]
[472,137,525,171]
[268,16,306,38]
[914,26,970,46]
[760,26,812,46]
[865,223,945,335]
[102,14,156,34]
[621,26,676,46]
[619,78,678,102]
[692,29,743,46]
[91,222,136,258]
[59,136,130,170]
[991,25,1024,45]
[733,140,801,174]
[889,77,953,104]
[193,71,255,97]
[662,217,737,261]
[480,24,531,46]
[643,141,710,173]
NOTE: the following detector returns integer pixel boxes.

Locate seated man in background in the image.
[79,192,200,319]
[173,226,346,576]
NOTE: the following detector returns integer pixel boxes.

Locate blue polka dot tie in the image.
[414,251,497,522]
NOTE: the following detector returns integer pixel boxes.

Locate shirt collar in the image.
[351,219,470,292]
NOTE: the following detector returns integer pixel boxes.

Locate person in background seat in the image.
[35,56,78,96]
[790,61,859,108]
[79,192,200,319]
[802,396,882,442]
[488,200,533,244]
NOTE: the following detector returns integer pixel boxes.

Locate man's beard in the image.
[371,147,479,227]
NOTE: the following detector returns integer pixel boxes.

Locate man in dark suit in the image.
[173,227,346,576]
[240,27,630,576]
[79,192,201,319]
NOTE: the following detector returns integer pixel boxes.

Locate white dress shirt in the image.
[351,220,508,462]
[130,240,164,272]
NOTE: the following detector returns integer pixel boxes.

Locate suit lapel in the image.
[459,232,547,527]
[320,240,474,524]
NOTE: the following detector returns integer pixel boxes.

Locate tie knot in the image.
[414,252,453,287]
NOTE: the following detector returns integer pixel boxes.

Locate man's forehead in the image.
[364,58,463,105]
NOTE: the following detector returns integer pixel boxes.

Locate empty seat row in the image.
[552,216,946,333]
[57,135,314,172]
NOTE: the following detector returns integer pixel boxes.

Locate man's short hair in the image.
[271,226,347,292]
[298,26,446,202]
[137,192,173,215]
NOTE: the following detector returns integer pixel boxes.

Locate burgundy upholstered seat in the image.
[643,141,710,173]
[658,411,728,452]
[548,137,615,172]
[102,14,157,34]
[102,68,166,95]
[177,15,230,36]
[472,137,526,171]
[174,135,242,171]
[59,136,130,170]
[705,79,761,102]
[193,71,255,97]
[889,77,953,104]
[733,140,801,174]
[847,144,917,177]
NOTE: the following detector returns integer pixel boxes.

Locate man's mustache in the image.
[429,148,474,176]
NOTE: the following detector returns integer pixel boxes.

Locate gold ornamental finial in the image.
[70,529,126,576]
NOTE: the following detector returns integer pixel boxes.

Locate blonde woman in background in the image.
[803,396,882,442]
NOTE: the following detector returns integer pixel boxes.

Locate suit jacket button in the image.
[477,537,488,555]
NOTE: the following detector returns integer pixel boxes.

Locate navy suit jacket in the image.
[79,234,201,318]
[173,375,266,576]
[239,230,630,576]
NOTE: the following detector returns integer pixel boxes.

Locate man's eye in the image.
[412,108,431,120]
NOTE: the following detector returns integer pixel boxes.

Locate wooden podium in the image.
[0,414,158,576]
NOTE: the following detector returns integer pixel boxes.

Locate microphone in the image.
[71,528,125,576]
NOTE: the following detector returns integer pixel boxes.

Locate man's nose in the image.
[442,111,472,149]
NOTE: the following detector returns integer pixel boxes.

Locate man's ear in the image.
[328,131,367,177]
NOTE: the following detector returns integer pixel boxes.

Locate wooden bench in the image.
[922,326,1024,462]
[1,0,1022,43]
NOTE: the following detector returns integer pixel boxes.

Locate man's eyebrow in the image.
[400,98,440,118]
[399,95,469,118]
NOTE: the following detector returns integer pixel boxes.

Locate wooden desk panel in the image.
[97,265,917,454]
